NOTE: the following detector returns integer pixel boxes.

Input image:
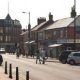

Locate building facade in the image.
[21,13,54,56]
[21,7,80,58]
[0,14,22,53]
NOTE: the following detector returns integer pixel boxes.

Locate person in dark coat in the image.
[0,54,3,66]
[36,49,41,64]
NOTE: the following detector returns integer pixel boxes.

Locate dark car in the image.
[0,54,3,66]
[59,50,77,64]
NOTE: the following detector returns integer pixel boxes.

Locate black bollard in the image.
[16,67,19,80]
[5,61,7,74]
[9,64,12,79]
[26,71,29,80]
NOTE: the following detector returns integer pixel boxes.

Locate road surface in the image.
[2,54,80,80]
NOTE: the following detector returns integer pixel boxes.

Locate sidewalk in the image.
[0,54,59,80]
[0,66,15,80]
[46,57,59,63]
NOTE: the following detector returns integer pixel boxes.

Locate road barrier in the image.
[4,61,7,74]
[26,71,29,80]
[9,64,13,79]
[4,61,30,80]
[16,67,19,80]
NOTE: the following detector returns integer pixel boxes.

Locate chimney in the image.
[37,17,46,25]
[49,12,53,21]
[71,6,76,18]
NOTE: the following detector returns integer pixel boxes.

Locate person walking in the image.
[0,54,3,66]
[40,48,46,64]
[36,49,41,64]
[16,45,20,58]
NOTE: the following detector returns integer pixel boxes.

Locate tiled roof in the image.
[20,30,28,35]
[45,17,75,30]
[31,21,46,31]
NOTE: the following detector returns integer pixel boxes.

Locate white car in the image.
[67,52,80,65]
[0,48,5,54]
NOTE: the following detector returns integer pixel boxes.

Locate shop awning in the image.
[25,41,29,44]
[29,41,35,43]
[48,44,62,48]
[25,41,35,44]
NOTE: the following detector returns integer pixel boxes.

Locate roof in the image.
[31,21,46,31]
[20,30,28,35]
[5,14,11,20]
[45,17,74,30]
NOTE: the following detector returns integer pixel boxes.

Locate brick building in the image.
[0,13,22,53]
[21,6,80,58]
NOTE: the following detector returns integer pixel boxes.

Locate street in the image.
[2,54,80,80]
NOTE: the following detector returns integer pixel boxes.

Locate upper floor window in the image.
[5,36,11,42]
[0,36,3,41]
[0,27,3,33]
[45,31,52,40]
[66,30,67,38]
[38,32,43,40]
[53,31,56,36]
[60,30,63,38]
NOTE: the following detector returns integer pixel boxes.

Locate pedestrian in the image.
[15,47,20,58]
[36,49,41,64]
[40,48,46,64]
[0,54,3,66]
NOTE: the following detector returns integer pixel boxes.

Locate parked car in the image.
[0,54,3,66]
[59,50,77,64]
[0,48,5,54]
[67,52,80,65]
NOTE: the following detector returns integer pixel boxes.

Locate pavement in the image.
[0,65,15,80]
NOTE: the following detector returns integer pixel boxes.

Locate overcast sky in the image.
[0,0,79,29]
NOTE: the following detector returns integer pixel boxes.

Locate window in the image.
[0,36,3,41]
[66,30,67,38]
[5,36,11,42]
[45,31,52,39]
[5,27,8,33]
[60,30,63,38]
[38,32,43,40]
[53,31,56,36]
[5,36,8,42]
[0,27,3,33]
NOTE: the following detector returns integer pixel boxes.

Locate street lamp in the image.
[73,0,76,50]
[22,12,31,55]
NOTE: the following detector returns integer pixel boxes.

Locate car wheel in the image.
[61,60,66,64]
[69,60,75,65]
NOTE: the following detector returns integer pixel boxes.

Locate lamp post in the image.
[22,12,31,55]
[73,0,76,50]
[36,31,38,50]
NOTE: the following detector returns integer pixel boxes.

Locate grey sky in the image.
[0,0,79,29]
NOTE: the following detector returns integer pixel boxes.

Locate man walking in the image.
[40,48,46,64]
[36,49,41,64]
[0,54,3,66]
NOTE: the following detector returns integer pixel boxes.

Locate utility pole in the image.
[73,0,76,50]
[28,12,31,55]
[22,12,31,55]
